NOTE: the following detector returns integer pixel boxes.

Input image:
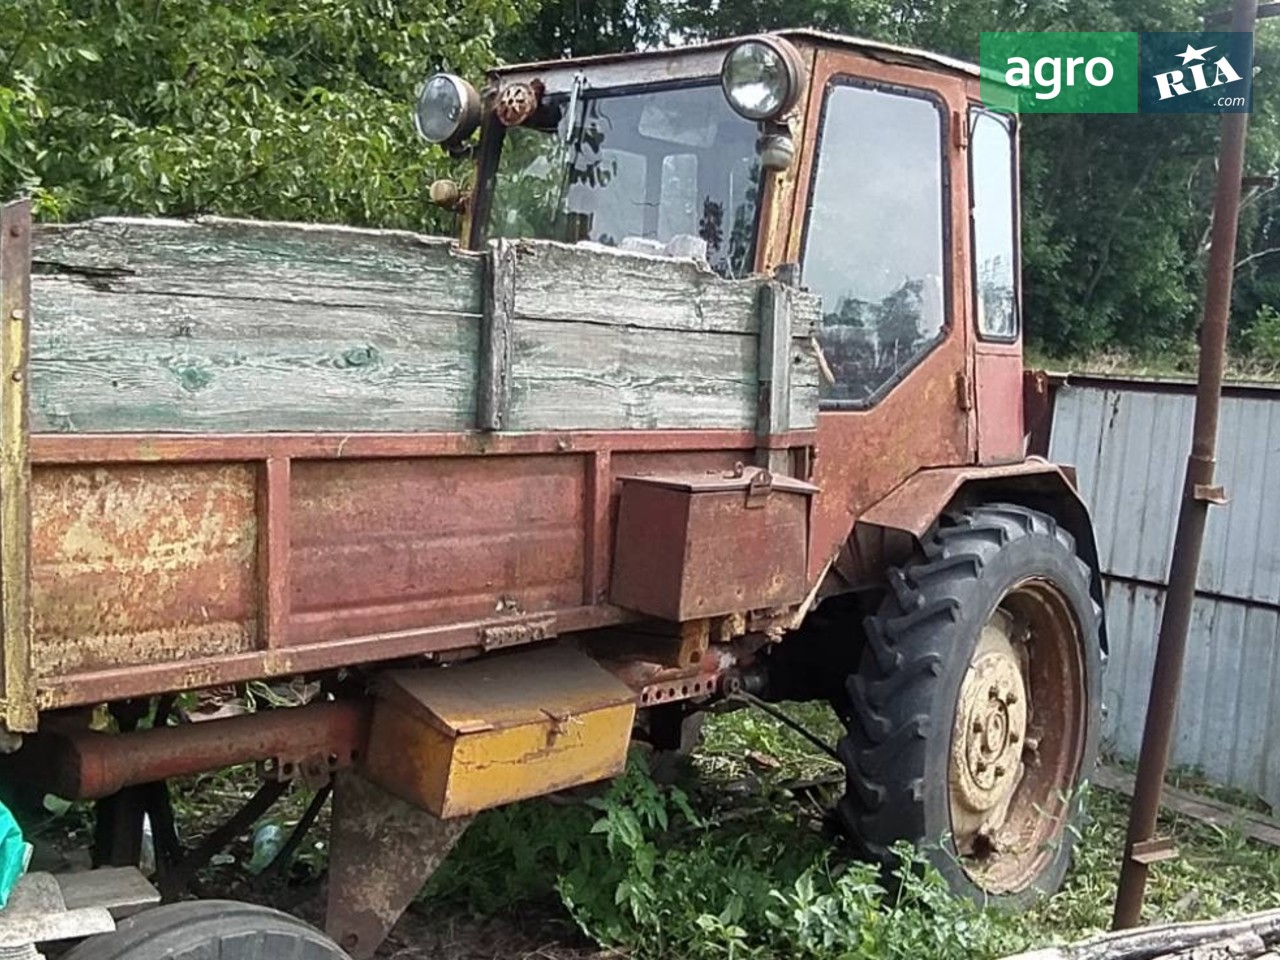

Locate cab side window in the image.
[802,81,948,406]
[970,110,1018,339]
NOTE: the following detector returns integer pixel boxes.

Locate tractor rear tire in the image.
[836,503,1102,908]
[61,900,350,960]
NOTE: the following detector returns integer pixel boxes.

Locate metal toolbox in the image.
[362,645,637,818]
[610,466,816,621]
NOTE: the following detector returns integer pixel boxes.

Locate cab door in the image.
[967,104,1026,464]
[786,48,978,581]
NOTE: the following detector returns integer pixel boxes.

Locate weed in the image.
[421,707,1280,959]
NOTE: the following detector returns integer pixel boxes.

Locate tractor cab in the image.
[417,32,1022,465]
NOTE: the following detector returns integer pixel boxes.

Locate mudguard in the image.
[852,458,1108,654]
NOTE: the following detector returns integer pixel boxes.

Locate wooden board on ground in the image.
[1094,765,1280,849]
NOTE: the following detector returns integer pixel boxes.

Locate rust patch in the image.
[31,463,257,675]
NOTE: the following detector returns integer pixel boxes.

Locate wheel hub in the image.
[950,611,1028,850]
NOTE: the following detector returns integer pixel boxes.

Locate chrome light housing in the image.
[720,36,806,122]
[413,73,481,146]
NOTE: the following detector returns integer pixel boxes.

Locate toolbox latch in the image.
[745,467,773,509]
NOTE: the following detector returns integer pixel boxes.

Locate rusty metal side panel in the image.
[976,345,1026,464]
[287,455,585,644]
[30,463,257,677]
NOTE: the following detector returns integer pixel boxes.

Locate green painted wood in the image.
[507,321,760,431]
[511,241,763,334]
[28,219,823,435]
[32,218,482,433]
[505,240,822,432]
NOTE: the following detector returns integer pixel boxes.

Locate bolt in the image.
[988,685,1000,700]
[994,764,1006,778]
[1006,690,1019,706]
[10,371,21,382]
[1009,730,1020,744]
[975,759,989,773]
[972,719,983,733]
[9,309,23,322]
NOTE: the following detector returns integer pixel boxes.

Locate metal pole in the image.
[1112,0,1259,929]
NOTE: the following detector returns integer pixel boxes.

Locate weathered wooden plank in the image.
[787,292,821,431]
[478,240,516,431]
[28,218,825,436]
[507,322,759,431]
[35,217,483,315]
[758,283,793,438]
[512,240,764,334]
[1094,764,1280,849]
[30,277,479,433]
[507,243,823,432]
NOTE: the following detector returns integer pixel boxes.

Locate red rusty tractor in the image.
[0,28,1102,959]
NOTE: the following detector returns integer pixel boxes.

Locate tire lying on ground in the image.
[61,900,351,960]
[836,503,1103,908]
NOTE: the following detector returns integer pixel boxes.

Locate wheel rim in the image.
[948,577,1088,895]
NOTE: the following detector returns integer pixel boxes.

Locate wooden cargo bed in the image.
[0,205,822,728]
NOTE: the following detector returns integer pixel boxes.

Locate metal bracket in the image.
[1193,483,1229,505]
[1130,836,1179,865]
[478,614,556,651]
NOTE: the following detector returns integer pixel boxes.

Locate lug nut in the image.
[1006,690,1019,705]
[994,764,1006,778]
[975,760,989,773]
[1009,730,1020,744]
[972,719,983,733]
[988,685,1000,700]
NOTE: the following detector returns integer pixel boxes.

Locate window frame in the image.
[968,107,1022,344]
[800,75,953,412]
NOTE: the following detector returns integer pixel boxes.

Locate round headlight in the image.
[720,37,805,122]
[413,73,481,146]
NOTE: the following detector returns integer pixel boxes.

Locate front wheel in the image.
[836,503,1102,907]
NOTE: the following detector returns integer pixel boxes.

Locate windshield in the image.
[485,82,761,278]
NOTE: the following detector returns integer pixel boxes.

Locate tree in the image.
[0,0,525,229]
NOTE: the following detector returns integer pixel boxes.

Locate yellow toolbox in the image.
[362,644,637,818]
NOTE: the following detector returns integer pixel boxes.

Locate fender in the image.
[842,458,1108,653]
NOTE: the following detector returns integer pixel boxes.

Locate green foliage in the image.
[0,0,524,227]
[1248,305,1280,363]
[415,709,1280,958]
[426,750,1016,960]
[497,0,671,61]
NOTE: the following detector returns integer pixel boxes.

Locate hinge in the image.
[952,110,968,150]
[955,370,974,411]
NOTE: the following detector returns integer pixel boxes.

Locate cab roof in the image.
[490,29,982,81]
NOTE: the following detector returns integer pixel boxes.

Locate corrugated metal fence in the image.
[1047,375,1280,809]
